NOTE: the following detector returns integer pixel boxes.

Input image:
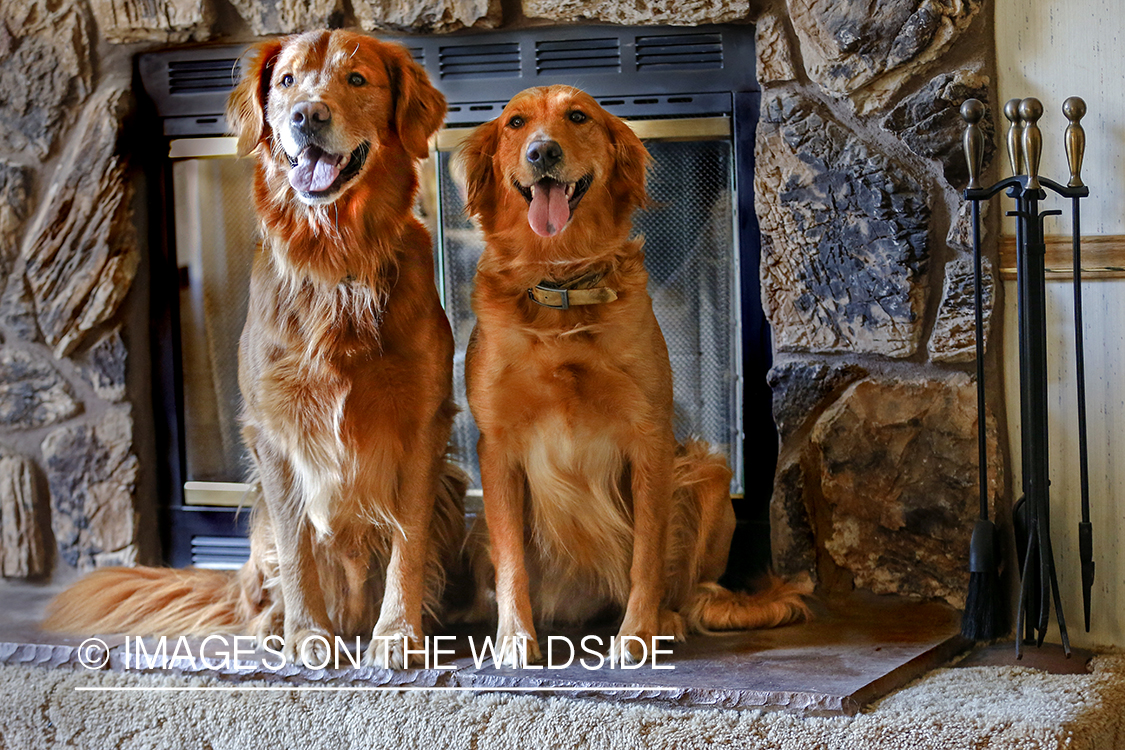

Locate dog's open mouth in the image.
[286,142,369,199]
[515,175,593,237]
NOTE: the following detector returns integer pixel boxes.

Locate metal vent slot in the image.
[168,59,240,95]
[190,536,250,570]
[407,46,425,65]
[439,42,521,79]
[536,38,620,73]
[635,34,723,71]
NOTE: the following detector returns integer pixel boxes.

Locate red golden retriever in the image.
[458,85,811,665]
[44,30,464,669]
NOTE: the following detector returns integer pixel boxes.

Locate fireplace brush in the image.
[959,99,1003,641]
[958,96,1092,655]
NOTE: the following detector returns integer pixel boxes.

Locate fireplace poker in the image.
[1062,96,1095,632]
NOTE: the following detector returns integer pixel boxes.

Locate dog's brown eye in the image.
[348,72,366,87]
[568,111,588,124]
[508,116,525,129]
[280,73,294,88]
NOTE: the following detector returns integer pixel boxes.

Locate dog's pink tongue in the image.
[528,181,570,237]
[289,147,342,193]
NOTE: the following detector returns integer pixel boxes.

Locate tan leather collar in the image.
[527,270,618,310]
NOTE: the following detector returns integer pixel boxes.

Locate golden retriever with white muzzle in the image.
[45,30,465,669]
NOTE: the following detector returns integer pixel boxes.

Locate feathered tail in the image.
[683,574,813,633]
[41,566,249,636]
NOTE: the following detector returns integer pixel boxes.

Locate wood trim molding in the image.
[999,235,1125,280]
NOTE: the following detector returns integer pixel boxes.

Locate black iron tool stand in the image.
[960,96,1092,657]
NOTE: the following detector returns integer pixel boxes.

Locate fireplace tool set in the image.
[959,95,1092,656]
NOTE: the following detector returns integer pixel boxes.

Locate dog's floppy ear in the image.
[228,39,283,158]
[606,114,650,211]
[385,44,447,160]
[456,117,501,220]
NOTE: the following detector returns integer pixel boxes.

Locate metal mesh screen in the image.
[640,140,741,491]
[436,137,742,504]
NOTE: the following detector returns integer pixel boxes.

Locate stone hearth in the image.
[0,0,1003,613]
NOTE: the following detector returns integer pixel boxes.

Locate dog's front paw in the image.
[610,631,651,666]
[612,613,682,666]
[283,626,333,668]
[363,623,423,669]
[494,627,541,668]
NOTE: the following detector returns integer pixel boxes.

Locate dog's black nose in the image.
[291,101,331,133]
[526,140,563,171]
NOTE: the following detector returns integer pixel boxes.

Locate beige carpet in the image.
[1,655,1123,749]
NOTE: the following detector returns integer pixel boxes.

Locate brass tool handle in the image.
[1063,96,1087,188]
[1005,98,1025,175]
[961,99,986,189]
[1020,97,1044,190]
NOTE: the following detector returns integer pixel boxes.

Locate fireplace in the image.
[136,25,774,576]
[0,0,1003,618]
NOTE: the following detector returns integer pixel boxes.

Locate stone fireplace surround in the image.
[0,0,1003,611]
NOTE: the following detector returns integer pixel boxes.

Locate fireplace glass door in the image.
[173,156,256,489]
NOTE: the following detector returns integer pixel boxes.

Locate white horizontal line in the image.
[76,685,680,693]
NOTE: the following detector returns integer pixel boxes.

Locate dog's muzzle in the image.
[281,100,369,200]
